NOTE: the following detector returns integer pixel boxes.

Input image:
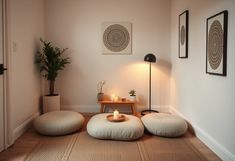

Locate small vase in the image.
[129,95,136,101]
[97,93,104,101]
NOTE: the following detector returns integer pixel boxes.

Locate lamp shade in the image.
[144,53,156,63]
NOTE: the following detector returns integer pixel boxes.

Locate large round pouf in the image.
[34,111,84,136]
[87,113,144,141]
[141,113,188,137]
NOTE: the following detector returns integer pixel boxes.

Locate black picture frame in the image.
[206,10,228,76]
[178,10,188,58]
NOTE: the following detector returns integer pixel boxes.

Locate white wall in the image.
[45,0,171,112]
[170,0,235,160]
[8,0,44,141]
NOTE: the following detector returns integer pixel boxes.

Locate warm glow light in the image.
[113,110,119,119]
[114,62,147,82]
[104,60,171,107]
[114,96,119,102]
[111,94,115,101]
[111,94,119,101]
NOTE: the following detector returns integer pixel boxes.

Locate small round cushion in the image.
[87,113,144,141]
[34,111,84,136]
[141,113,188,137]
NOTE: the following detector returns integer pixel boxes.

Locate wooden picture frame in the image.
[206,10,228,76]
[178,10,188,58]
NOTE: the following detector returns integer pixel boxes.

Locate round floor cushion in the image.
[87,113,144,141]
[34,111,84,136]
[141,113,188,137]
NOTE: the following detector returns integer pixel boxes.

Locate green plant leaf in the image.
[36,38,70,95]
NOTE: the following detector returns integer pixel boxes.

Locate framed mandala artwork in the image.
[102,22,132,54]
[178,10,188,58]
[206,11,228,76]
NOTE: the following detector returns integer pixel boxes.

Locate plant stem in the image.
[49,80,55,95]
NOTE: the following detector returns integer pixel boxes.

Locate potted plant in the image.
[36,38,70,113]
[97,81,105,101]
[128,90,136,101]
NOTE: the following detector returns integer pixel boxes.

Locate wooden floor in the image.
[0,113,222,161]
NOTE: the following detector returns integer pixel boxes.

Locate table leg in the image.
[131,104,135,115]
[100,104,105,113]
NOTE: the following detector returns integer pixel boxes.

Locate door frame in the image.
[2,0,10,150]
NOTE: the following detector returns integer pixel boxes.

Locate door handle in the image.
[0,64,7,75]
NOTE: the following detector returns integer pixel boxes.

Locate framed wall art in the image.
[102,22,132,55]
[206,10,228,76]
[178,10,188,58]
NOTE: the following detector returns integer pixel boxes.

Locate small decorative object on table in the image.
[111,94,115,101]
[129,89,136,101]
[97,81,106,101]
[111,94,119,102]
[106,110,126,122]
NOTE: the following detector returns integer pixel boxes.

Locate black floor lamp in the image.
[141,53,159,115]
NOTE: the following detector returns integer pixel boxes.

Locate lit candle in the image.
[114,96,119,102]
[111,94,115,101]
[113,110,119,119]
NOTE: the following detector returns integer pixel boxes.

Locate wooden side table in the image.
[98,101,136,115]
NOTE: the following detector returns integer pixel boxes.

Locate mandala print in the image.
[208,20,223,70]
[180,25,186,45]
[103,24,130,52]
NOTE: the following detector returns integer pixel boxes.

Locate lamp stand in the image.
[141,62,158,115]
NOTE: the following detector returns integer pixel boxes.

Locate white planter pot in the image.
[43,95,60,113]
[129,95,136,101]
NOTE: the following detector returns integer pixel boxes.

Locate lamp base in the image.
[141,109,159,116]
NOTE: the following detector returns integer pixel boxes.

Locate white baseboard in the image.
[61,105,170,113]
[13,112,40,141]
[169,106,235,161]
[151,105,170,113]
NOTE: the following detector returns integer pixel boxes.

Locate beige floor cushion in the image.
[141,113,188,137]
[87,113,144,141]
[34,111,84,136]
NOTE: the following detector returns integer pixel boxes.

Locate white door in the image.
[0,0,5,152]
